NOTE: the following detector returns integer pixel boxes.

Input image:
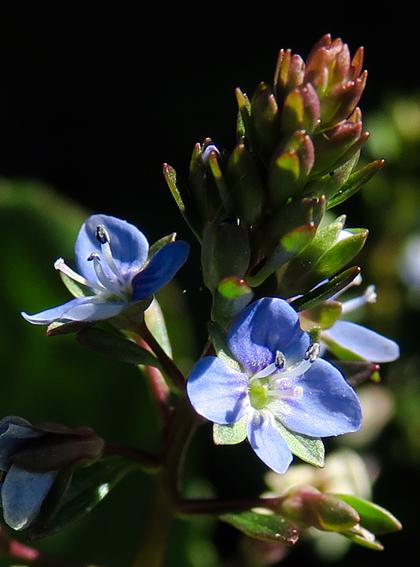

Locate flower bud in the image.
[0,416,104,531]
[201,221,251,293]
[279,485,360,531]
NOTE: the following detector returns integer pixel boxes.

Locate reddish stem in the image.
[136,336,172,422]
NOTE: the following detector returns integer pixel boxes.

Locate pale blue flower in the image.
[321,284,400,363]
[0,416,57,531]
[22,214,189,326]
[187,298,361,473]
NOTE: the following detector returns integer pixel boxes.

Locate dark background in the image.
[0,15,418,234]
[0,11,418,567]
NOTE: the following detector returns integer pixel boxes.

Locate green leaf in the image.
[251,82,279,156]
[304,215,347,260]
[291,266,361,311]
[301,301,343,330]
[334,494,402,535]
[281,216,345,288]
[27,456,134,539]
[212,277,253,326]
[276,421,325,467]
[327,159,385,209]
[221,510,300,545]
[144,298,172,357]
[201,221,251,293]
[227,143,264,225]
[213,415,248,445]
[235,87,253,145]
[148,233,176,260]
[281,84,320,134]
[343,526,384,551]
[58,271,89,298]
[163,163,201,239]
[314,229,368,279]
[208,321,241,371]
[76,327,160,367]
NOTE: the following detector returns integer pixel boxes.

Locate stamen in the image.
[54,258,104,293]
[95,224,123,282]
[96,225,110,244]
[275,350,286,369]
[251,361,279,380]
[331,272,363,300]
[87,253,121,295]
[341,284,377,314]
[305,343,320,362]
[270,358,312,384]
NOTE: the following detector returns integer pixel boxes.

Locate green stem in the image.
[131,395,198,566]
[163,396,198,501]
[132,477,173,567]
[176,496,282,516]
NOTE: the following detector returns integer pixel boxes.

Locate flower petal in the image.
[227,298,310,374]
[1,465,57,530]
[187,356,249,424]
[21,296,126,325]
[132,241,190,300]
[247,410,293,473]
[279,359,362,437]
[323,321,400,362]
[75,214,149,283]
[0,418,43,471]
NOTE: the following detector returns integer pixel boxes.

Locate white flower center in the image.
[248,344,319,413]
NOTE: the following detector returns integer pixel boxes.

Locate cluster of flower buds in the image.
[164,35,384,324]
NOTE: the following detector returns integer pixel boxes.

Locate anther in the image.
[275,350,286,370]
[96,225,110,245]
[87,252,100,262]
[305,343,320,362]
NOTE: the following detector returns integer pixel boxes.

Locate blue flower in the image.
[22,214,189,326]
[0,416,57,530]
[187,298,362,473]
[321,284,400,363]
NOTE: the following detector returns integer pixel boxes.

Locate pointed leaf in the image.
[282,84,320,134]
[291,266,361,311]
[247,223,316,288]
[201,221,251,292]
[275,421,325,467]
[227,143,264,225]
[148,233,176,260]
[58,271,89,298]
[300,300,343,330]
[251,82,279,155]
[235,88,254,146]
[327,160,385,209]
[212,277,254,326]
[314,229,368,279]
[144,298,172,357]
[221,510,300,545]
[163,163,201,239]
[213,415,248,445]
[334,494,402,535]
[343,526,384,550]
